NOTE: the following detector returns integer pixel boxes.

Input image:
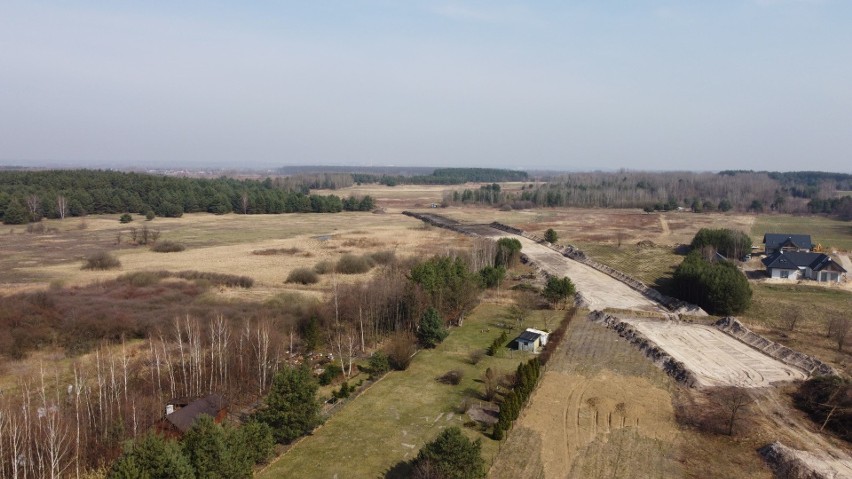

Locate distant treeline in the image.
[352,168,529,186]
[0,170,374,223]
[444,170,852,218]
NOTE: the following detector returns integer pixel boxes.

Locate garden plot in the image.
[621,318,807,387]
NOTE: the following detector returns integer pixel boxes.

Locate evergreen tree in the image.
[108,434,194,479]
[544,228,558,243]
[479,265,506,288]
[417,307,448,348]
[301,316,321,352]
[672,252,751,315]
[2,199,28,225]
[232,420,275,466]
[411,427,485,479]
[542,276,575,307]
[495,238,522,267]
[181,415,227,479]
[252,365,321,444]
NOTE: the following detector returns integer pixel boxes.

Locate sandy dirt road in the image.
[465,225,667,312]
[621,318,807,387]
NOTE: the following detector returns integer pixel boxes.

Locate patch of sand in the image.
[621,318,807,387]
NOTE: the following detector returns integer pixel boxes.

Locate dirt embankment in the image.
[589,311,699,386]
[488,221,705,316]
[591,312,809,388]
[760,442,852,479]
[715,317,839,377]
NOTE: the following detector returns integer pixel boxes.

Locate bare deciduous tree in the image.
[56,195,68,220]
[780,308,802,332]
[829,317,851,351]
[714,387,753,436]
[25,194,41,220]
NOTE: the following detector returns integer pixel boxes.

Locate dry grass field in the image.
[490,312,774,479]
[0,212,472,300]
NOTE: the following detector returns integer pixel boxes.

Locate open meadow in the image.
[0,211,471,299]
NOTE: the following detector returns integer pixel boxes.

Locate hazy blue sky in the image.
[1,1,850,171]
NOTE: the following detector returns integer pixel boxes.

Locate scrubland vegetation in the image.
[1,169,851,478]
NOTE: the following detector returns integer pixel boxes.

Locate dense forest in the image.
[351,168,529,186]
[444,170,852,218]
[0,170,374,223]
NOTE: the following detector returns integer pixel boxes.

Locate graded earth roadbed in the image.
[456,223,669,313]
[618,317,807,387]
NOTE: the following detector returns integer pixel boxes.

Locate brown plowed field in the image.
[489,316,691,479]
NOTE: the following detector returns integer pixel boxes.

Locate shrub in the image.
[368,351,390,379]
[151,241,185,253]
[794,376,851,441]
[410,427,485,479]
[119,213,133,223]
[386,332,417,371]
[544,228,558,243]
[120,271,165,287]
[336,254,374,274]
[253,247,301,256]
[145,210,155,221]
[172,271,253,288]
[286,268,320,285]
[437,370,463,385]
[468,349,485,365]
[318,363,342,385]
[486,331,508,356]
[82,251,121,270]
[314,260,335,274]
[369,250,396,265]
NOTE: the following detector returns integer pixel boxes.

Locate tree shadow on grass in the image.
[384,460,413,479]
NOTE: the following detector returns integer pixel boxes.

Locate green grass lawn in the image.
[257,303,553,479]
[573,241,683,291]
[752,215,852,251]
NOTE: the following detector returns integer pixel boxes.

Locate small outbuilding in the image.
[513,328,549,353]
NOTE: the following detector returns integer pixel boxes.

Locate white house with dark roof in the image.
[763,233,812,254]
[762,250,846,282]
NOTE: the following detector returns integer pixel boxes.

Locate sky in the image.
[1,1,850,172]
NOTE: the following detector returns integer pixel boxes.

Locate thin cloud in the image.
[430,3,543,26]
